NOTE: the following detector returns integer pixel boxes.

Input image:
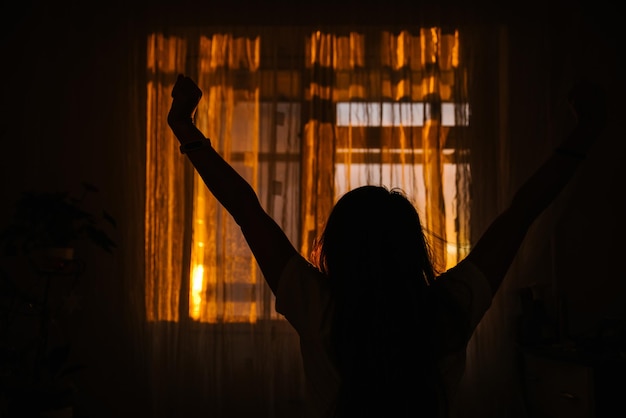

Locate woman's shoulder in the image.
[275,253,332,337]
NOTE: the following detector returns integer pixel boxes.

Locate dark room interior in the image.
[1,1,624,417]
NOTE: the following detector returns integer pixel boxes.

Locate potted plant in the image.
[0,182,116,417]
[0,182,116,260]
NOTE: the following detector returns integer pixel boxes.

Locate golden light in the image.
[190,264,205,320]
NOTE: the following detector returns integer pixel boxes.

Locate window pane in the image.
[336,102,469,127]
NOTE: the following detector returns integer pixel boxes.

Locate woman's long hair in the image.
[311,185,446,417]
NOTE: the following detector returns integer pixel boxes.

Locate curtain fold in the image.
[145,34,189,323]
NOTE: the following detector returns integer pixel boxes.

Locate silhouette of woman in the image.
[167,74,606,417]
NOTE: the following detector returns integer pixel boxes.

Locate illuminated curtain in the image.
[145,34,265,324]
[145,30,304,418]
[191,34,262,323]
[145,34,188,323]
[301,28,470,272]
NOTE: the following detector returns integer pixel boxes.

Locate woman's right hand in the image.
[167,74,203,128]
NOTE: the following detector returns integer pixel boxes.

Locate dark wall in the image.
[1,1,147,415]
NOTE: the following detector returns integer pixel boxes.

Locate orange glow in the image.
[452,30,460,68]
[189,264,205,320]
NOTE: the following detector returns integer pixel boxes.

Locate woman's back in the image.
[277,245,492,417]
[303,186,484,417]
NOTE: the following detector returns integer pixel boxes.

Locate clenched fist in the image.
[167,74,203,128]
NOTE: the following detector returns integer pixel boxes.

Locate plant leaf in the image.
[102,210,117,228]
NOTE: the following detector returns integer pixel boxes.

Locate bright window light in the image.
[336,102,469,127]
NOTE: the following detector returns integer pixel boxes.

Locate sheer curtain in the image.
[301,27,470,271]
[144,29,304,418]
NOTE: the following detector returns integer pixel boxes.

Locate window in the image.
[145,27,471,323]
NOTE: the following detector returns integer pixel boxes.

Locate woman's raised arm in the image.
[465,80,607,295]
[167,74,298,293]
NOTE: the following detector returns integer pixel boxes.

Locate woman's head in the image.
[312,185,435,288]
